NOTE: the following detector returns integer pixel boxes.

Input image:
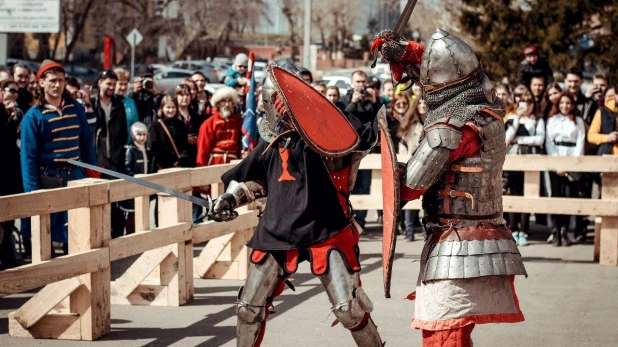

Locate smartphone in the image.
[517,102,528,112]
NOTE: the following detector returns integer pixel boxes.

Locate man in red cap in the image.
[19,60,97,256]
[517,45,554,86]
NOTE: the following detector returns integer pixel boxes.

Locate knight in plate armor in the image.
[373,28,527,347]
[208,61,384,346]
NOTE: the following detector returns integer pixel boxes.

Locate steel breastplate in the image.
[422,115,506,227]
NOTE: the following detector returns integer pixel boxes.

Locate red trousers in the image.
[422,324,475,347]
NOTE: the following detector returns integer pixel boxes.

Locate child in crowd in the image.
[120,122,152,235]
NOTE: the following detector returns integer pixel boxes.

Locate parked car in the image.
[210,61,231,83]
[321,76,352,96]
[371,63,391,81]
[153,68,195,92]
[171,60,218,82]
[6,58,40,72]
[64,63,99,86]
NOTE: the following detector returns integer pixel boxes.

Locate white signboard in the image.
[126,28,143,48]
[0,0,61,33]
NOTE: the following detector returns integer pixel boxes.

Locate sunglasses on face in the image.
[395,102,408,107]
[4,88,18,94]
[237,65,248,69]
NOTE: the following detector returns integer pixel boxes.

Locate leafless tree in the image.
[280,0,301,59]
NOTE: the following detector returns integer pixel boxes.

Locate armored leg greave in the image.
[319,251,383,347]
[236,254,287,347]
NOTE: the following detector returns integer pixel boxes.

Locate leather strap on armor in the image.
[452,165,482,173]
[437,189,476,210]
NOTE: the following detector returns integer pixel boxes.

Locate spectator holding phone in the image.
[504,91,545,246]
[585,73,609,107]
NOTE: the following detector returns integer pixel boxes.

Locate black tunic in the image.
[221,111,378,251]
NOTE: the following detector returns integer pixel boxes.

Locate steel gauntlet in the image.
[208,180,266,222]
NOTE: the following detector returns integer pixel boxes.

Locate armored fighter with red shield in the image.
[372,19,527,347]
[207,62,384,346]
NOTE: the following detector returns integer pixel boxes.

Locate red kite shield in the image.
[268,65,360,158]
[378,105,400,298]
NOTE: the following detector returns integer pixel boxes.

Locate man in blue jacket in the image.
[20,60,97,256]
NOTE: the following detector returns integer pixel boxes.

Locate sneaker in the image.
[517,232,528,246]
[546,233,554,244]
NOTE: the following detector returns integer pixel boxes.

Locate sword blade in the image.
[393,0,418,37]
[68,160,212,209]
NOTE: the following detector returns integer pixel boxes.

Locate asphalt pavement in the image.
[1,222,617,347]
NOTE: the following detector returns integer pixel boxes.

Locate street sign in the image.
[0,0,61,33]
[126,28,143,48]
[126,28,143,82]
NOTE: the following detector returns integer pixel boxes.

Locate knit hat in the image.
[234,53,249,67]
[36,59,64,80]
[523,45,538,57]
[210,86,240,107]
[130,122,147,139]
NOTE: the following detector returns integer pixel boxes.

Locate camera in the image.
[144,80,154,89]
[359,86,370,96]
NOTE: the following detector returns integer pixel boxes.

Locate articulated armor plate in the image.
[418,114,527,281]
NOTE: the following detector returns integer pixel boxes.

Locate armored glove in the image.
[208,193,239,222]
[370,30,425,82]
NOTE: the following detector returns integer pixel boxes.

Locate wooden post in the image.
[31,214,51,263]
[523,171,541,197]
[134,195,150,232]
[67,180,111,340]
[600,173,618,266]
[157,190,194,305]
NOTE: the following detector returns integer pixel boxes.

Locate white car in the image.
[321,76,352,96]
[253,62,267,85]
[153,69,195,92]
[371,62,391,80]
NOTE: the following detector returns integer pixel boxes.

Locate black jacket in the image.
[148,116,190,170]
[16,88,32,115]
[124,143,152,176]
[91,94,129,173]
[342,89,383,124]
[131,90,162,129]
[0,103,22,196]
[517,57,554,86]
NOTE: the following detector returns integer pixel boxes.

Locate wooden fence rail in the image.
[0,155,616,341]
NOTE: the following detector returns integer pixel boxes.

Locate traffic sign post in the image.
[126,28,143,81]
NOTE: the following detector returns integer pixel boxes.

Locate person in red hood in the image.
[196,87,242,166]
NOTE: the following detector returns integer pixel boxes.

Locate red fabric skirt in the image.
[250,224,361,276]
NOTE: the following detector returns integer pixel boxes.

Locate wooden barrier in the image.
[0,164,258,340]
[1,155,617,341]
[356,154,618,266]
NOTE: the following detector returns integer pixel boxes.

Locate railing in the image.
[0,154,617,341]
[0,164,259,340]
[353,154,618,267]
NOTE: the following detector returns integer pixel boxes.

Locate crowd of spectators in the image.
[0,45,614,269]
[0,54,251,268]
